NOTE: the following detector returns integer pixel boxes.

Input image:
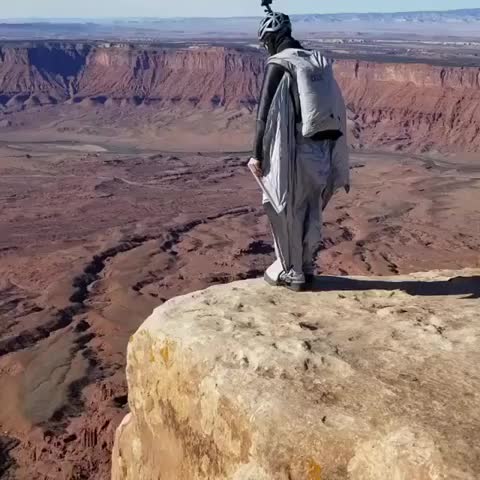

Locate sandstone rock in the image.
[112,270,480,480]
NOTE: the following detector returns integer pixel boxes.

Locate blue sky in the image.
[1,0,478,18]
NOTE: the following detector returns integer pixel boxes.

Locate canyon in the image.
[0,43,479,153]
[0,40,479,479]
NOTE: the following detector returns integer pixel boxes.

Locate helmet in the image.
[258,12,292,42]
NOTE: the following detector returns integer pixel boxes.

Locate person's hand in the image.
[248,157,263,178]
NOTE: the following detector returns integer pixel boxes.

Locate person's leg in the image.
[297,138,334,282]
[287,188,309,279]
[263,197,308,291]
[263,137,333,291]
[302,189,324,281]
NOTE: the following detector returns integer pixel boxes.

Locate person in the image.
[249,11,350,292]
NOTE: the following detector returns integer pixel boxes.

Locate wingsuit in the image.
[253,14,349,291]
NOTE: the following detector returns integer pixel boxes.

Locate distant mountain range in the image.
[2,8,480,24]
[1,9,480,40]
[292,9,480,23]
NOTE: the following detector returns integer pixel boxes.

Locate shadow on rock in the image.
[308,275,480,298]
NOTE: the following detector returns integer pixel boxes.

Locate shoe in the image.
[264,270,306,292]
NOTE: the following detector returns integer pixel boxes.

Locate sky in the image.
[1,0,478,19]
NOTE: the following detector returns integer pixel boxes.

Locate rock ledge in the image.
[112,270,480,480]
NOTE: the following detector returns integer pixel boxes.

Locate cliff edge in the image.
[112,270,480,480]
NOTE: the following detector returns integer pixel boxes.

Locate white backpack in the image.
[268,49,343,138]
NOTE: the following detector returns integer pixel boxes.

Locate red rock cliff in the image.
[335,60,480,152]
[0,44,479,152]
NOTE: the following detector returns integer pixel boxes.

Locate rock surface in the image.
[112,269,480,480]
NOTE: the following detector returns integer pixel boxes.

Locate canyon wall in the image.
[0,45,264,108]
[334,61,480,152]
[0,43,479,152]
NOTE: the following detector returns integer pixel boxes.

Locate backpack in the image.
[268,49,343,138]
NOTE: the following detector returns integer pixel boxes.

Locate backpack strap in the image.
[267,53,301,124]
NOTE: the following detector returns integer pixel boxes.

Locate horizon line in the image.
[1,7,479,22]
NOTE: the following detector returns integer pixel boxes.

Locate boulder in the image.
[112,270,480,480]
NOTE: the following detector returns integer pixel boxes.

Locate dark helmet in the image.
[258,12,292,43]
